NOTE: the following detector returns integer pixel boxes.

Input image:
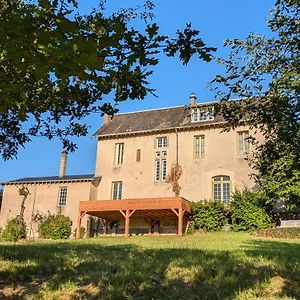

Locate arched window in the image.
[212,176,231,204]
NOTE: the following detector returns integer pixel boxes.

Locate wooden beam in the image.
[76,210,86,239]
[144,218,153,235]
[76,210,82,239]
[79,197,191,212]
[124,209,130,237]
[119,210,126,218]
[171,208,179,217]
[152,219,160,235]
[178,208,183,236]
[103,219,112,236]
[129,209,136,218]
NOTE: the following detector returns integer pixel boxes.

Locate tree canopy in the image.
[212,0,299,209]
[0,0,216,159]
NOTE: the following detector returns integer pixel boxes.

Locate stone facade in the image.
[0,98,263,237]
[94,124,261,202]
[0,178,98,239]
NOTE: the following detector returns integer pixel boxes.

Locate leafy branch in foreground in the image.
[0,0,216,159]
[211,0,299,209]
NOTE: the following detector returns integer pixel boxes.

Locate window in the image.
[191,107,214,123]
[162,159,167,180]
[212,176,231,204]
[58,186,68,206]
[136,149,141,162]
[155,160,161,181]
[156,136,167,148]
[238,131,250,156]
[194,135,205,158]
[115,143,124,165]
[155,151,167,181]
[111,181,123,200]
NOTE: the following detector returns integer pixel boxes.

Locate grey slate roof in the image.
[94,103,225,137]
[3,174,97,185]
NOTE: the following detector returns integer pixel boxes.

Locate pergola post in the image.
[125,209,130,237]
[145,218,153,235]
[178,208,183,236]
[76,210,82,239]
[171,208,184,236]
[76,210,86,239]
[103,219,110,236]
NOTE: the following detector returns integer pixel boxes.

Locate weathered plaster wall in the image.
[95,125,263,202]
[0,182,92,238]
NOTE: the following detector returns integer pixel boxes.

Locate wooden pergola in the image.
[76,197,192,238]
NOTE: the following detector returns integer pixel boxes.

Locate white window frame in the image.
[238,131,250,156]
[155,159,161,181]
[155,152,167,182]
[212,176,231,204]
[111,181,123,200]
[114,143,124,165]
[194,135,205,159]
[191,107,214,123]
[156,136,168,148]
[58,186,68,206]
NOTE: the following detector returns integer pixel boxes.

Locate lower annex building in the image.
[0,95,262,237]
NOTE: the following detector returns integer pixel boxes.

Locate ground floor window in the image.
[212,176,231,204]
[111,181,123,200]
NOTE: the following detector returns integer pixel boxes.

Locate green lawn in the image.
[0,232,299,299]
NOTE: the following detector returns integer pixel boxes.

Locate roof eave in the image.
[3,178,97,186]
[94,121,228,138]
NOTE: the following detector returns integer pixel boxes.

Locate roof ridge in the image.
[116,104,185,116]
[115,100,220,116]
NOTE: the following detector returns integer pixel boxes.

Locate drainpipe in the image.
[175,128,179,166]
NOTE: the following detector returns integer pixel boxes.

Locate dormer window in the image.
[191,107,214,123]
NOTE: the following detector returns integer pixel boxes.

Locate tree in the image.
[0,0,216,159]
[211,0,299,209]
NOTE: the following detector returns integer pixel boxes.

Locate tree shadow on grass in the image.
[0,238,299,299]
[242,239,300,299]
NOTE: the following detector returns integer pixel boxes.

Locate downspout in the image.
[175,128,179,166]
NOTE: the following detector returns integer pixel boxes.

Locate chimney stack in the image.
[189,93,197,106]
[59,151,68,177]
[103,114,112,125]
[104,114,109,125]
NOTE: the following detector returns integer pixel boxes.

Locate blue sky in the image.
[0,0,275,183]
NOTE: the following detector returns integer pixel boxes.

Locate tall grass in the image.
[0,232,299,299]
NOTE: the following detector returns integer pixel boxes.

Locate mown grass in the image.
[0,232,299,299]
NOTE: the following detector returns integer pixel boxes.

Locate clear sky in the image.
[0,0,275,183]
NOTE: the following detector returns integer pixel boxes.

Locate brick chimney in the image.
[59,151,68,177]
[189,93,197,106]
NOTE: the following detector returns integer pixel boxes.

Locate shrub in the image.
[256,227,300,239]
[191,201,226,232]
[38,214,72,239]
[1,217,26,242]
[230,189,274,232]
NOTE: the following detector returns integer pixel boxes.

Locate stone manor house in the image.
[0,95,261,237]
